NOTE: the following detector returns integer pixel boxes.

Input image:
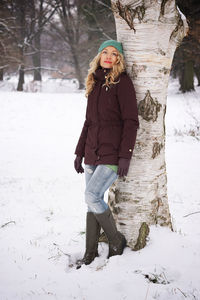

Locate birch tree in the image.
[108,0,188,249]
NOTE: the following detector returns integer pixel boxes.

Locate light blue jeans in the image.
[84,164,118,214]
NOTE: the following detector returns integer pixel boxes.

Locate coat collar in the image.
[93,66,110,82]
[93,66,127,83]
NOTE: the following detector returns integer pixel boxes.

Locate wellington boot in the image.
[76,212,101,269]
[94,207,127,258]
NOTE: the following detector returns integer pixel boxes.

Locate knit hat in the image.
[98,39,123,55]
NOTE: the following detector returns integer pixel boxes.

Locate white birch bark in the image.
[108,0,188,249]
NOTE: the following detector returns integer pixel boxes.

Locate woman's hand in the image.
[74,156,84,173]
[117,158,131,177]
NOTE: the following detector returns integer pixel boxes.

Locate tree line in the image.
[0,0,116,90]
[0,0,199,92]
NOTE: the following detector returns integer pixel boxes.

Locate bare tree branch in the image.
[183,211,200,218]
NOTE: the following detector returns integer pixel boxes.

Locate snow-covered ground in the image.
[0,74,79,93]
[0,78,200,300]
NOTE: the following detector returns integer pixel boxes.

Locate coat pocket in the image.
[110,125,122,151]
[86,126,97,148]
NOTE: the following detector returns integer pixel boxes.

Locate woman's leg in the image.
[85,165,118,214]
[94,207,127,258]
[84,165,97,212]
[76,164,101,268]
[78,164,125,267]
[84,165,126,258]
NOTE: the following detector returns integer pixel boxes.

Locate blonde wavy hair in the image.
[85,50,126,97]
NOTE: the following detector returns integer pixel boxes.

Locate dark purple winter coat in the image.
[74,66,139,165]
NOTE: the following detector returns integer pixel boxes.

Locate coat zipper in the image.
[95,82,103,159]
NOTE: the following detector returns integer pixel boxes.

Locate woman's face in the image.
[99,46,118,69]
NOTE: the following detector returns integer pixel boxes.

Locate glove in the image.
[74,155,84,173]
[117,158,131,177]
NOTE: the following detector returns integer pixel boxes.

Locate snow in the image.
[0,77,200,300]
[0,74,79,93]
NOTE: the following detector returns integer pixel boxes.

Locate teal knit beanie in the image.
[98,39,123,55]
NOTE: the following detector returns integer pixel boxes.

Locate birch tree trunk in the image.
[108,0,188,249]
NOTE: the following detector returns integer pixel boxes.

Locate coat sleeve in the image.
[74,102,89,158]
[117,74,139,160]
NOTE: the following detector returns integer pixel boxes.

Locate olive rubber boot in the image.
[76,212,101,269]
[94,207,127,258]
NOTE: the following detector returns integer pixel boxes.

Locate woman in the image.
[74,40,139,267]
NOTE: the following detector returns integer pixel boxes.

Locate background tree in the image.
[0,0,57,90]
[0,1,19,81]
[81,0,116,67]
[171,0,200,92]
[0,0,116,88]
[50,0,116,88]
[29,0,58,81]
[108,0,188,249]
[2,0,198,93]
[0,5,7,81]
[49,0,87,89]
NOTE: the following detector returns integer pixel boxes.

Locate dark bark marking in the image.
[133,222,150,251]
[158,48,166,56]
[160,0,170,16]
[151,197,172,229]
[151,197,163,224]
[159,163,166,170]
[112,206,121,215]
[119,222,126,226]
[152,142,163,159]
[98,231,108,243]
[131,64,147,78]
[159,67,170,75]
[109,200,114,207]
[138,90,162,122]
[114,189,132,204]
[170,15,184,46]
[163,104,166,136]
[111,0,145,32]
